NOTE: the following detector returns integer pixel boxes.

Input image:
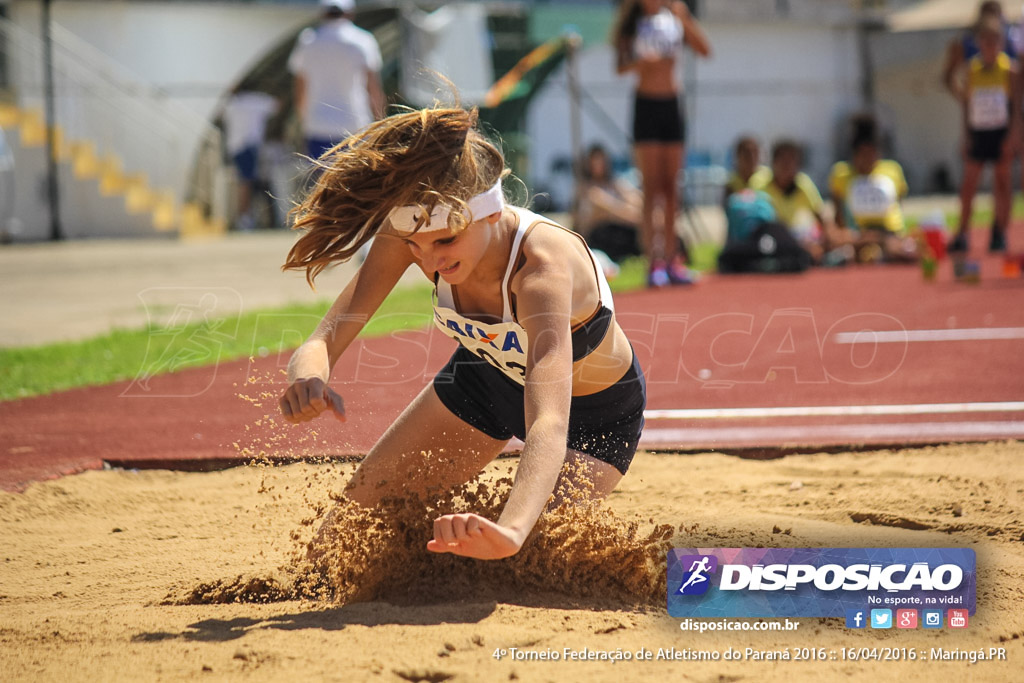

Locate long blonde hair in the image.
[283,106,507,286]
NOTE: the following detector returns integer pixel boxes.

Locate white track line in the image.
[640,421,1024,446]
[644,401,1024,421]
[834,327,1024,344]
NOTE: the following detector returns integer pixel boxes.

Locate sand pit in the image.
[1,442,1022,682]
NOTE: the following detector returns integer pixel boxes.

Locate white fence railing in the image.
[0,16,224,225]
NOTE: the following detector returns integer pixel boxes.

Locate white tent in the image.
[888,0,1023,33]
[399,3,494,107]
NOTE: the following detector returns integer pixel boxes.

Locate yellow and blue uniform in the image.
[829,160,908,234]
[724,166,770,196]
[751,171,824,243]
[966,53,1013,161]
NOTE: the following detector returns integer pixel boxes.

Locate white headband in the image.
[387,180,504,233]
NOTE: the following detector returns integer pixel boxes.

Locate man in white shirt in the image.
[288,0,384,161]
[222,88,279,230]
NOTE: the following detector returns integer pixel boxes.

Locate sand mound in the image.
[3,442,1023,682]
[171,465,678,609]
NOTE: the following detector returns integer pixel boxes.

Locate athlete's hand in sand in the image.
[279,377,346,424]
[426,513,524,560]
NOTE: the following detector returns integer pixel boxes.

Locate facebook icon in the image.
[845,609,867,629]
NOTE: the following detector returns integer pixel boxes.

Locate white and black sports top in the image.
[634,7,684,60]
[432,206,615,386]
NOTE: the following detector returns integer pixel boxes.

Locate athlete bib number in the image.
[474,347,527,382]
[969,87,1009,130]
[848,176,897,220]
[433,303,530,386]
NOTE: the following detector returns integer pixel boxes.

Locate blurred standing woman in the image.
[612,0,711,287]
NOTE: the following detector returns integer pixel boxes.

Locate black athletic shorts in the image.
[432,345,646,475]
[968,128,1008,162]
[633,93,686,144]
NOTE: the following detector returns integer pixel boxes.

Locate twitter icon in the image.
[870,609,892,629]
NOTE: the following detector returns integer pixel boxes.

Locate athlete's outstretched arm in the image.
[675,1,711,58]
[427,238,575,560]
[281,235,415,423]
[615,37,640,75]
[942,38,966,102]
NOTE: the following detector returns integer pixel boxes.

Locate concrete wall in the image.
[528,20,864,209]
[0,1,980,217]
[690,21,863,179]
[8,0,312,122]
[2,1,315,237]
[870,28,964,194]
[528,12,983,210]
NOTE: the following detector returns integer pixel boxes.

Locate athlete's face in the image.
[852,142,879,175]
[401,212,502,285]
[978,30,1003,64]
[736,142,759,178]
[772,150,800,188]
[640,0,663,16]
[587,149,610,181]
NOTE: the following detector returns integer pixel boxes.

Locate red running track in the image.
[2,250,1022,491]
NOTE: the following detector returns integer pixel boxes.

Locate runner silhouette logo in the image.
[676,555,718,595]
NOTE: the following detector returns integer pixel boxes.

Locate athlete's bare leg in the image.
[549,448,623,507]
[345,383,508,504]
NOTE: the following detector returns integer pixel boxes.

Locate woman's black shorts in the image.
[432,345,646,475]
[633,93,686,144]
[968,127,1008,162]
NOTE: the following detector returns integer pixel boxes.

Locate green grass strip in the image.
[0,242,722,401]
[904,195,1024,232]
[0,284,435,401]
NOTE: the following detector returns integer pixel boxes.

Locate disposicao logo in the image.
[666,548,976,619]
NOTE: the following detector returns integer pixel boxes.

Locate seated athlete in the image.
[722,135,768,208]
[573,143,643,263]
[753,139,829,263]
[829,114,917,263]
[278,105,646,561]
